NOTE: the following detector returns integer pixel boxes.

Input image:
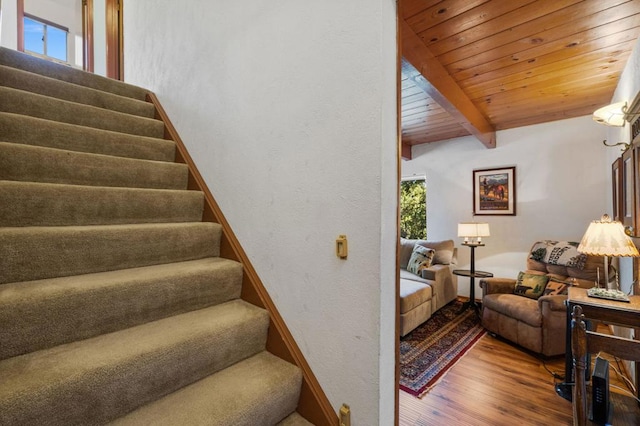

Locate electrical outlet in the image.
[339,403,350,426]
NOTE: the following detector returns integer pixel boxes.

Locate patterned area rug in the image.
[400,299,486,397]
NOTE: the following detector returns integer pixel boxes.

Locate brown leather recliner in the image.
[480,241,605,357]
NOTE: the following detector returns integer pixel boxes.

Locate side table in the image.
[452,269,493,313]
[556,287,640,403]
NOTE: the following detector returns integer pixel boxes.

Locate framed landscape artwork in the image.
[473,167,516,215]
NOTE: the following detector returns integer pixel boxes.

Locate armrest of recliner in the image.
[480,278,515,296]
[538,294,567,313]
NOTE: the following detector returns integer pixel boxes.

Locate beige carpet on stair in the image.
[0,46,307,425]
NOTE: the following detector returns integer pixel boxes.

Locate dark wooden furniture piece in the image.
[565,287,640,425]
[452,268,492,313]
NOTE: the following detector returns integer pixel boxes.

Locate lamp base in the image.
[461,241,485,248]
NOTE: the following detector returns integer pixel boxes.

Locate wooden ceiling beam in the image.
[403,127,471,145]
[401,142,412,161]
[401,18,496,149]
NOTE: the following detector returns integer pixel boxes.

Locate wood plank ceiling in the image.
[401,0,640,156]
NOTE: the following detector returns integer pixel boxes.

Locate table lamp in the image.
[577,214,639,289]
[458,222,490,246]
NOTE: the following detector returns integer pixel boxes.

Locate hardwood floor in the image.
[399,331,636,425]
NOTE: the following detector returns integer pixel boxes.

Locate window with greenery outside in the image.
[400,179,426,239]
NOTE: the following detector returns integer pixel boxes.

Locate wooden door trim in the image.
[105,0,123,80]
[394,1,401,424]
[17,0,25,51]
[82,0,95,72]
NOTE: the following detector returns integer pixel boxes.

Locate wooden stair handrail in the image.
[147,93,337,426]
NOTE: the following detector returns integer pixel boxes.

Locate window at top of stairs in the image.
[24,14,68,63]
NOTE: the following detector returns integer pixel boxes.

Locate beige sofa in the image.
[399,238,458,336]
[480,240,605,356]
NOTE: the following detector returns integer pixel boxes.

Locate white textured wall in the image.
[402,116,608,298]
[606,37,640,295]
[0,0,18,49]
[123,1,397,425]
[605,38,640,381]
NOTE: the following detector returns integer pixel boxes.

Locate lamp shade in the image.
[458,222,490,238]
[577,214,639,257]
[593,101,627,127]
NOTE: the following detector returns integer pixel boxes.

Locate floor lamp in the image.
[457,222,490,312]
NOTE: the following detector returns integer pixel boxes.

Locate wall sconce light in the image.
[602,140,631,152]
[593,101,628,127]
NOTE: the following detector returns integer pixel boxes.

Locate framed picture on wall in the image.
[612,157,623,222]
[473,167,516,215]
[623,147,636,236]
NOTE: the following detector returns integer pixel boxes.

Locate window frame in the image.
[23,13,69,64]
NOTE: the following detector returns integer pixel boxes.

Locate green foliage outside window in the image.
[400,179,426,239]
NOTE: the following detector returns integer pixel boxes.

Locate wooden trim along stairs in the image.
[0,46,337,425]
[149,94,337,426]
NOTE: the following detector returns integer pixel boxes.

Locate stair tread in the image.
[277,412,315,426]
[0,47,148,100]
[0,257,243,360]
[0,222,222,284]
[111,351,302,426]
[0,112,176,162]
[0,65,156,118]
[0,47,309,426]
[0,142,188,189]
[0,300,270,425]
[0,86,165,138]
[0,180,204,226]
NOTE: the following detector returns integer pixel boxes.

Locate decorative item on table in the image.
[577,214,639,300]
[586,287,630,302]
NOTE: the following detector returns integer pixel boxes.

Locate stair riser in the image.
[0,259,243,360]
[0,142,188,190]
[0,65,156,118]
[0,223,222,284]
[0,87,164,138]
[112,352,303,426]
[0,113,176,162]
[0,302,269,426]
[0,181,204,227]
[0,47,148,100]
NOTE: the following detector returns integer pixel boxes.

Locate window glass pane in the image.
[24,17,44,55]
[400,179,427,239]
[46,26,67,61]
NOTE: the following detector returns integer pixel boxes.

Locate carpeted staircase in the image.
[0,47,313,425]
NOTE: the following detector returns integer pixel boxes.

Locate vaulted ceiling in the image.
[400,0,640,158]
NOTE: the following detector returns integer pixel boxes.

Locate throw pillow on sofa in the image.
[407,245,435,275]
[542,279,570,296]
[514,272,549,299]
[414,239,455,265]
[529,240,586,269]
